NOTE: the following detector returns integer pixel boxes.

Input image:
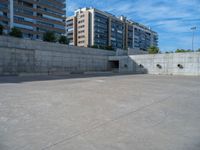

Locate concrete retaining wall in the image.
[1,36,200,76]
[0,36,115,75]
[110,53,200,76]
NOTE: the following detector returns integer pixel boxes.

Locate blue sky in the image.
[67,0,200,52]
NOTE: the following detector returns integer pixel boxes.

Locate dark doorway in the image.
[109,60,119,72]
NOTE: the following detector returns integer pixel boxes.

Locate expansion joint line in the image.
[41,94,174,150]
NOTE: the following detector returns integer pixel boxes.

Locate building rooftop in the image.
[72,7,156,33]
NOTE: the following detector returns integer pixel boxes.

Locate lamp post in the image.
[65,0,68,37]
[9,0,14,29]
[191,26,197,51]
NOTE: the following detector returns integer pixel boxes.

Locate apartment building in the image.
[66,8,158,51]
[131,21,158,51]
[66,16,77,45]
[75,8,91,47]
[0,0,66,39]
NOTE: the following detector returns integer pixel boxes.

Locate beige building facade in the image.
[0,0,66,40]
[66,8,158,51]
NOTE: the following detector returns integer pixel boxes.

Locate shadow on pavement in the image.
[0,72,137,84]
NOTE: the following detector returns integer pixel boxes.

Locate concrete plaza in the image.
[0,74,200,150]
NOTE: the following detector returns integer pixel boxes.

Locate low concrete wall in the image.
[110,53,200,76]
[0,36,115,75]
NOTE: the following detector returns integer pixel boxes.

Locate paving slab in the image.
[0,74,200,150]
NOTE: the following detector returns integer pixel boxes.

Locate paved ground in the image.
[0,74,200,150]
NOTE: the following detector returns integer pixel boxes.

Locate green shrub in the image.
[58,36,69,44]
[9,27,22,38]
[99,45,105,49]
[91,45,98,49]
[105,45,114,51]
[148,46,160,54]
[175,49,193,53]
[43,31,56,42]
[91,45,115,51]
[0,25,3,35]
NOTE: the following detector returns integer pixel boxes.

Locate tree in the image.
[175,49,193,53]
[148,46,159,54]
[43,31,56,42]
[9,27,22,38]
[197,48,200,52]
[0,24,3,35]
[91,45,98,49]
[58,36,69,44]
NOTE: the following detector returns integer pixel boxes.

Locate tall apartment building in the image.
[66,16,77,45]
[0,0,66,40]
[127,20,158,51]
[66,8,158,51]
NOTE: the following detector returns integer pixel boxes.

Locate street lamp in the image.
[9,0,14,29]
[191,26,197,51]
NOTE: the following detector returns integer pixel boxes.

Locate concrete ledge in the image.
[84,71,113,75]
[111,52,200,76]
[18,73,49,76]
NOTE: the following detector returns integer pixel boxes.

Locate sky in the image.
[66,0,200,52]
